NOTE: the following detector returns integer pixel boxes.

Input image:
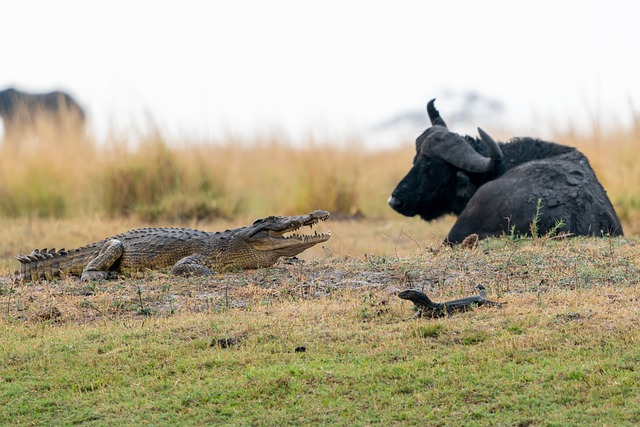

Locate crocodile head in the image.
[226,210,331,268]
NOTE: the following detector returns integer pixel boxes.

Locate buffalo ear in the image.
[455,171,476,199]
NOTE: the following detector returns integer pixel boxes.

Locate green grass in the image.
[2,235,640,425]
[2,293,640,426]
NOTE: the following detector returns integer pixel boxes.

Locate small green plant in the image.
[506,323,524,335]
[0,284,16,296]
[413,323,444,338]
[365,254,388,270]
[460,331,488,345]
[529,199,543,238]
[500,198,566,243]
[136,286,153,316]
[549,218,566,237]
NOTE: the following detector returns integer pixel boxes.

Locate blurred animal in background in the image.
[0,87,85,141]
[388,99,623,243]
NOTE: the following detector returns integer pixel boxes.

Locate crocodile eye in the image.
[252,218,267,225]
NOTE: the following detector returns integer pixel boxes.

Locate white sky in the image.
[2,0,639,146]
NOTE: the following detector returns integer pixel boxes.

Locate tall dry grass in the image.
[0,122,410,221]
[0,112,638,233]
[0,114,97,218]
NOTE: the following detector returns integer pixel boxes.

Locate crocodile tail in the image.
[15,248,69,282]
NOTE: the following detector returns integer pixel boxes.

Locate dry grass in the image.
[2,233,638,324]
[1,111,639,235]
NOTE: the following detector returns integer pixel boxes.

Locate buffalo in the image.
[0,87,85,137]
[388,100,623,243]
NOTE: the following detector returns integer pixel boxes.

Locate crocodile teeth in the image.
[282,229,331,240]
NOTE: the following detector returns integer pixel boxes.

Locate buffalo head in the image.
[388,99,502,221]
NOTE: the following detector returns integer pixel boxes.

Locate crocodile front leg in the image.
[81,239,124,281]
[171,254,214,276]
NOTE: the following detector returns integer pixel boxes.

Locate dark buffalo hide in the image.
[388,100,623,243]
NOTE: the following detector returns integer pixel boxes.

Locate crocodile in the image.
[398,288,502,319]
[15,210,331,282]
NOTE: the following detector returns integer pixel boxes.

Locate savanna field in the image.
[1,116,640,425]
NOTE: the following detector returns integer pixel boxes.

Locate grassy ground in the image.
[1,115,640,424]
[1,221,640,425]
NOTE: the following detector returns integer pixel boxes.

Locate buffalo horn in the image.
[477,128,503,162]
[426,99,447,128]
[427,128,503,174]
